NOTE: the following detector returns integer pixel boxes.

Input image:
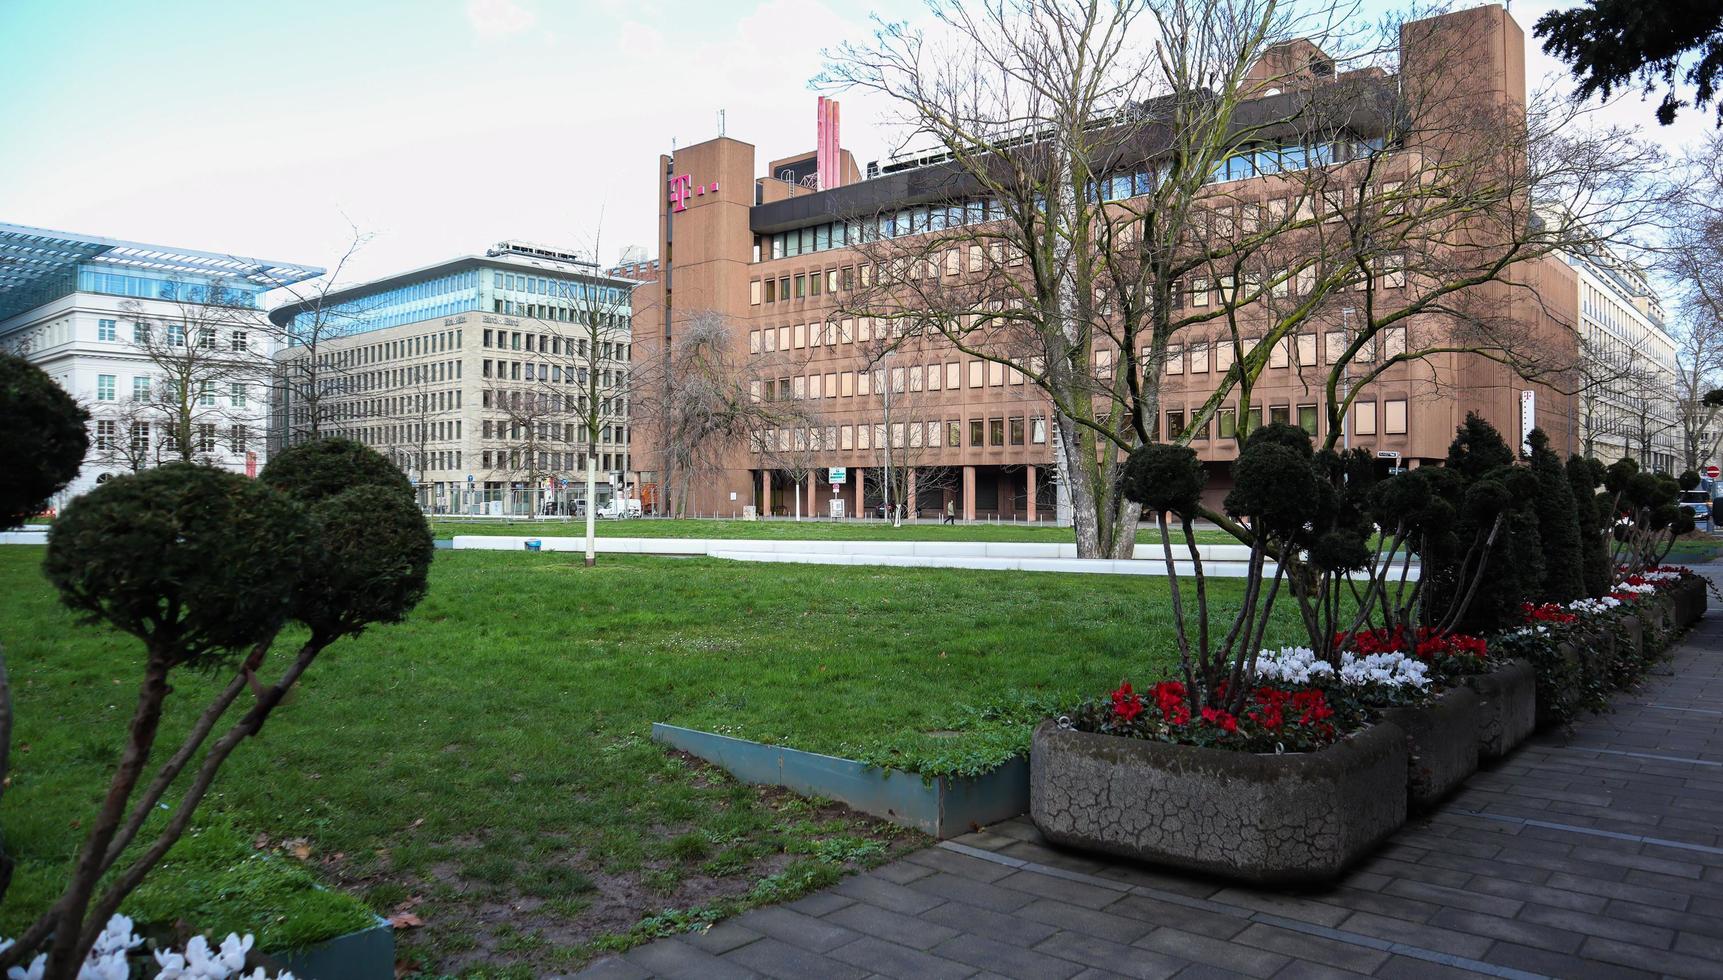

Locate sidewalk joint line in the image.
[936,840,1550,980]
[1450,809,1723,856]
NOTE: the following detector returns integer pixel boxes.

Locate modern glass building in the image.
[0,221,322,509]
[268,242,640,514]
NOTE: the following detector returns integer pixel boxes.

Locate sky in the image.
[0,0,1711,301]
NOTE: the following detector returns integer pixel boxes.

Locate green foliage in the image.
[1120,443,1205,517]
[1436,414,1532,635]
[42,464,309,663]
[1566,455,1612,597]
[1527,430,1585,603]
[1225,438,1322,536]
[0,353,89,527]
[260,437,414,505]
[1534,0,1723,126]
[292,486,434,641]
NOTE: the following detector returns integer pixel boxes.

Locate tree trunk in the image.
[584,454,598,567]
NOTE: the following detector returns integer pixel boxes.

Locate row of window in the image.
[758,137,1392,262]
[478,450,628,473]
[1165,399,1409,441]
[481,359,625,388]
[479,419,626,444]
[755,416,1050,454]
[93,420,248,454]
[482,328,628,361]
[97,318,253,351]
[78,269,263,309]
[493,271,627,306]
[491,299,632,328]
[95,375,252,407]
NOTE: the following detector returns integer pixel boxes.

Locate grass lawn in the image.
[1665,535,1723,564]
[430,515,1240,546]
[0,546,1296,976]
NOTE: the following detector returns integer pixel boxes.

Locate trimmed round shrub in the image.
[0,353,89,526]
[1121,443,1206,516]
[1527,430,1584,603]
[294,486,434,640]
[1226,441,1321,536]
[261,438,412,505]
[43,464,309,662]
[1242,420,1314,458]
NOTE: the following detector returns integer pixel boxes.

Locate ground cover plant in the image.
[0,547,1295,975]
[428,516,1240,546]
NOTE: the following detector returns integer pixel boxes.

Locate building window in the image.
[231,425,248,452]
[1166,409,1186,440]
[1297,405,1318,434]
[98,318,117,341]
[969,419,984,447]
[129,422,149,453]
[132,377,150,401]
[167,324,185,347]
[947,420,962,448]
[1031,416,1047,444]
[197,424,216,453]
[1270,405,1290,425]
[1384,399,1408,434]
[231,330,249,352]
[1009,417,1025,446]
[198,328,215,349]
[96,374,115,401]
[988,418,1005,447]
[230,383,247,407]
[1354,401,1378,436]
[1218,407,1237,439]
[199,381,216,407]
[133,322,150,344]
[751,280,763,305]
[95,419,116,448]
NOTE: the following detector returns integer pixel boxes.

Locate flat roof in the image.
[0,221,324,321]
[267,252,642,327]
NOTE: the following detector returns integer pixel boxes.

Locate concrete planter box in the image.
[1378,687,1481,808]
[1680,577,1709,628]
[1464,660,1536,759]
[1029,719,1407,884]
[1619,614,1643,664]
[650,723,1028,838]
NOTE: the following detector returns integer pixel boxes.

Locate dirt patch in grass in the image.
[324,753,923,976]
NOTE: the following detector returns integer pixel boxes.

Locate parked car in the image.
[599,498,643,519]
[1680,489,1712,531]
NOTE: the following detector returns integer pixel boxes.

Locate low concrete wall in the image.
[651,723,1027,838]
[1380,687,1481,809]
[1466,659,1536,760]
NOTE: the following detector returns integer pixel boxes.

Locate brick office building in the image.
[632,5,1578,520]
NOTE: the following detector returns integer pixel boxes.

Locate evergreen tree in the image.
[1441,413,1540,634]
[1566,455,1612,597]
[1527,429,1585,602]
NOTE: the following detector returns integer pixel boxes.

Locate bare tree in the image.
[826,0,1659,555]
[119,281,273,467]
[265,223,375,448]
[1661,135,1723,473]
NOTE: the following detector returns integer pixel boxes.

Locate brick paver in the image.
[581,572,1722,978]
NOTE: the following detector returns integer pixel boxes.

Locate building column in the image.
[760,469,771,516]
[1026,465,1038,522]
[962,465,977,522]
[852,467,864,519]
[906,468,918,520]
[806,472,816,519]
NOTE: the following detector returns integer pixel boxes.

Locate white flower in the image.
[1254,647,1336,685]
[2,916,290,980]
[1338,651,1430,690]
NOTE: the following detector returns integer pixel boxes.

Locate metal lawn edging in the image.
[269,916,394,979]
[650,723,1028,838]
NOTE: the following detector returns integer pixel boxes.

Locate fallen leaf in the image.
[388,912,424,929]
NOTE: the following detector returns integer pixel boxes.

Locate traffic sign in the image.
[1707,465,1720,480]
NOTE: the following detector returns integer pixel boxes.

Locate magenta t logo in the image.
[668,174,719,212]
[668,174,693,212]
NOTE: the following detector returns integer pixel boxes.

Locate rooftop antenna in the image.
[718,109,726,137]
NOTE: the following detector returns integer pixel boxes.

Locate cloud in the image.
[466,0,535,38]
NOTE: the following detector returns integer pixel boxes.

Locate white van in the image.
[599,498,643,519]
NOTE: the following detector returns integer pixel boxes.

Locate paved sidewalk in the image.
[581,582,1723,980]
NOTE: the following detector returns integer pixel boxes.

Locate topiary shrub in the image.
[8,443,432,973]
[43,464,309,662]
[259,436,413,505]
[0,353,89,527]
[1567,455,1612,598]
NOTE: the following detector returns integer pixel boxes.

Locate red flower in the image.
[1111,682,1144,723]
[1201,706,1238,733]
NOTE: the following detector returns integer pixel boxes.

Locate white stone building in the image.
[0,222,322,509]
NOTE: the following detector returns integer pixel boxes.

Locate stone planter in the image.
[1378,686,1481,808]
[1029,719,1407,884]
[1620,613,1643,664]
[1464,659,1536,759]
